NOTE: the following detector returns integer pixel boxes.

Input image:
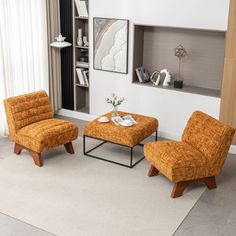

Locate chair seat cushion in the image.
[15,119,78,153]
[144,141,210,182]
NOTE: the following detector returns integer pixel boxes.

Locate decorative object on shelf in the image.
[50,34,72,49]
[76,61,89,68]
[75,0,88,18]
[161,69,172,87]
[94,17,129,74]
[136,67,150,83]
[83,36,89,47]
[76,68,89,86]
[106,93,125,117]
[150,70,161,86]
[174,44,187,89]
[79,55,88,62]
[77,28,83,46]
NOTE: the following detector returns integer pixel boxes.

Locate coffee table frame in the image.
[83,130,158,168]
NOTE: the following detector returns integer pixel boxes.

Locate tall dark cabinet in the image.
[59,0,74,110]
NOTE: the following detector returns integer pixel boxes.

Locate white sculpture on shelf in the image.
[77,28,83,46]
[150,69,171,86]
[150,71,161,86]
[161,69,171,87]
[83,36,89,47]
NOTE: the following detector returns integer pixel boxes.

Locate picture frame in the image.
[93,17,129,74]
[135,66,150,83]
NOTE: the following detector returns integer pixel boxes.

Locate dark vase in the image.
[174,80,183,89]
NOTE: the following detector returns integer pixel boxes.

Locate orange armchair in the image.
[144,111,235,198]
[4,90,78,167]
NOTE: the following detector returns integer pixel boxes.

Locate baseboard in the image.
[158,130,181,141]
[229,145,236,154]
[56,108,96,121]
[57,109,236,155]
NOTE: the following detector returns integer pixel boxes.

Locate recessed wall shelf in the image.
[133,24,226,98]
[133,81,220,98]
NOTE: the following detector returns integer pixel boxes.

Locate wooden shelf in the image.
[76,65,89,69]
[132,81,220,98]
[74,16,88,20]
[74,46,89,50]
[76,83,89,88]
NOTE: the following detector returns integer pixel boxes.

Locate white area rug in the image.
[0,137,205,236]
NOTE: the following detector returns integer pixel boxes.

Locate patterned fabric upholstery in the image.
[144,111,235,182]
[4,91,53,140]
[84,111,158,147]
[4,91,78,153]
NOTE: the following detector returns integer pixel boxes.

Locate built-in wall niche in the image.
[133,25,226,97]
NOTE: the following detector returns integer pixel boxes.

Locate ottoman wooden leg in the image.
[64,142,75,154]
[148,165,159,177]
[14,143,23,155]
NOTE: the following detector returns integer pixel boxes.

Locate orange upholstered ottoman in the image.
[83,112,158,168]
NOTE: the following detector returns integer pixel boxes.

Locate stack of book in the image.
[76,68,89,86]
[76,61,89,68]
[75,0,88,18]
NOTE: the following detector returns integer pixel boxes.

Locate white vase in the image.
[77,28,83,46]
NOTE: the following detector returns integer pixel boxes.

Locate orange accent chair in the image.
[144,111,235,198]
[4,90,78,167]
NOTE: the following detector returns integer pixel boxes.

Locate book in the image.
[76,68,85,85]
[75,0,88,18]
[82,70,89,86]
[76,61,89,68]
[112,115,138,126]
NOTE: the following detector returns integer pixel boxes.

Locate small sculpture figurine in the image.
[174,44,187,88]
[150,71,161,86]
[77,28,83,46]
[161,69,171,87]
[83,36,89,47]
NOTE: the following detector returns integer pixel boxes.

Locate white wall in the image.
[86,0,229,139]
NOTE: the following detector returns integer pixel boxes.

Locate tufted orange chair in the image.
[144,111,235,198]
[4,90,79,167]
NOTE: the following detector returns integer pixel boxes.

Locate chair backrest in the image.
[182,111,235,175]
[4,90,53,139]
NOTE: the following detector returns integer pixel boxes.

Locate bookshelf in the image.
[72,0,90,113]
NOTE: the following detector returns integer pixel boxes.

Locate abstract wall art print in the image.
[93,18,129,74]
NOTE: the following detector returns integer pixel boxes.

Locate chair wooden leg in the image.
[64,142,75,154]
[202,176,217,189]
[171,177,217,198]
[31,151,42,167]
[171,181,192,198]
[14,143,23,155]
[148,165,159,177]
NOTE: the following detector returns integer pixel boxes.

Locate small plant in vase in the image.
[106,93,125,117]
[174,44,187,88]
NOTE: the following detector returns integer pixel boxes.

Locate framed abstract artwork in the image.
[93,17,129,74]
